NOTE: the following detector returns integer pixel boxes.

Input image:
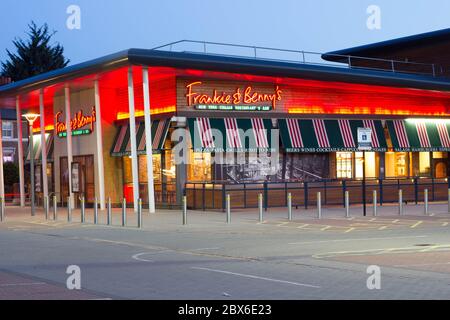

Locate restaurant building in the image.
[0,30,450,211]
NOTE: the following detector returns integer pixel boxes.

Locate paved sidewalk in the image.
[2,201,449,233]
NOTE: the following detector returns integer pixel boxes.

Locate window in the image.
[2,147,15,163]
[188,151,212,182]
[2,121,13,138]
[419,152,431,175]
[355,152,377,179]
[336,152,353,179]
[385,152,408,177]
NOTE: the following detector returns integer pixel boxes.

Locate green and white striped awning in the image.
[387,120,450,152]
[188,118,276,152]
[279,119,387,152]
[26,133,54,162]
[111,119,170,157]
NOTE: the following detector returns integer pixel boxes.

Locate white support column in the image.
[127,67,139,212]
[39,89,49,202]
[0,115,4,199]
[16,96,25,207]
[142,67,155,214]
[94,80,106,210]
[64,85,74,209]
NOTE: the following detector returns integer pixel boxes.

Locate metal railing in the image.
[151,40,446,78]
[185,177,450,211]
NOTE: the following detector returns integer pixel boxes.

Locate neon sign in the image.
[186,81,282,110]
[55,107,96,137]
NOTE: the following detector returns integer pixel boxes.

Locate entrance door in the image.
[60,155,95,205]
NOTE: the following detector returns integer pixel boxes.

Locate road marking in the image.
[394,261,450,267]
[190,247,221,251]
[0,282,46,287]
[132,250,172,262]
[411,221,423,228]
[288,235,428,245]
[370,218,376,222]
[321,226,331,231]
[392,219,399,223]
[191,267,321,289]
[313,244,450,258]
[378,226,388,230]
[442,222,449,227]
[277,222,289,227]
[344,227,355,233]
[297,224,310,229]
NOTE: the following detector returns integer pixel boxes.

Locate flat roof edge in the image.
[1,48,450,99]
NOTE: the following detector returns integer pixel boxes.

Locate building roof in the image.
[322,28,450,64]
[1,45,450,108]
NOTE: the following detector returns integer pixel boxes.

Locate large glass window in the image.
[336,152,352,179]
[355,152,377,179]
[419,152,431,175]
[2,121,13,138]
[385,152,408,178]
[188,151,212,182]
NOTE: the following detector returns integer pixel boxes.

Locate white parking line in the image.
[191,267,321,288]
[289,235,428,245]
[0,282,46,287]
[394,261,450,267]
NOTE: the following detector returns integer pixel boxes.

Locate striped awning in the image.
[188,118,276,152]
[279,119,387,152]
[387,120,450,152]
[26,133,54,162]
[110,119,170,157]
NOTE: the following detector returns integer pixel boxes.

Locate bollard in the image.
[448,189,450,214]
[0,197,4,222]
[53,195,57,220]
[287,193,292,221]
[317,192,322,219]
[67,197,72,222]
[258,194,263,223]
[424,189,429,216]
[373,190,377,217]
[226,194,231,224]
[182,196,187,225]
[44,196,49,220]
[137,199,142,228]
[81,196,85,223]
[107,197,112,225]
[345,191,350,218]
[122,198,127,227]
[398,189,403,216]
[94,197,98,224]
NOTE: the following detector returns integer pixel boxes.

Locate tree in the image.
[1,21,70,81]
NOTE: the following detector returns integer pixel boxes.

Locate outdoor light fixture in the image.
[23,113,40,217]
[405,118,450,124]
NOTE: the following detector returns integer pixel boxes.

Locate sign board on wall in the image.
[35,165,42,193]
[182,80,282,112]
[55,107,96,138]
[357,127,373,151]
[71,162,80,193]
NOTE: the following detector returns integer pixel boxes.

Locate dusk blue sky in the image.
[0,0,449,65]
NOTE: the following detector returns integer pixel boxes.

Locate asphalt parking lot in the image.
[0,202,449,300]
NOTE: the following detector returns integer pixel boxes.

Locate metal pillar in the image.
[317,192,322,219]
[142,67,156,214]
[127,67,139,213]
[94,80,106,210]
[16,96,25,207]
[258,194,263,223]
[64,86,74,209]
[39,89,49,204]
[287,193,292,221]
[345,191,350,218]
